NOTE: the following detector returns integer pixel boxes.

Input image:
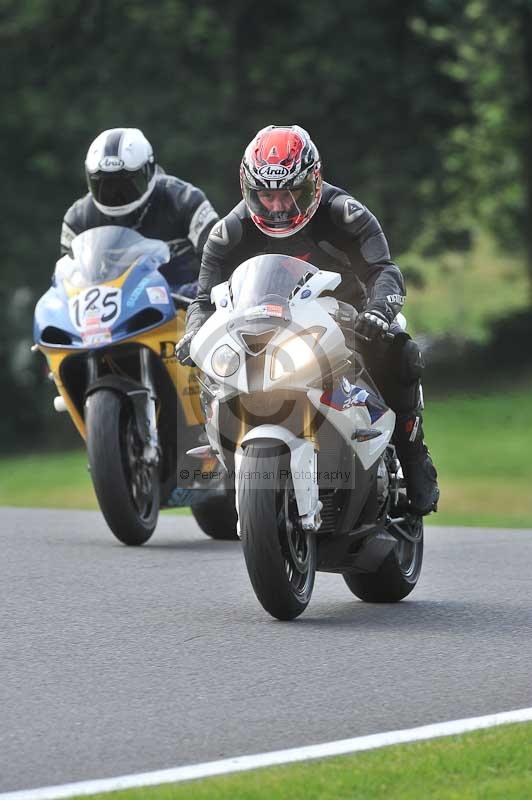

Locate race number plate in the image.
[69,287,122,331]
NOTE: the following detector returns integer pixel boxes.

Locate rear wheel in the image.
[191,489,238,540]
[86,390,159,546]
[238,443,316,620]
[343,516,423,602]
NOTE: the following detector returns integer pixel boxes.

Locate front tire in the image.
[238,443,316,620]
[86,390,159,546]
[343,516,423,602]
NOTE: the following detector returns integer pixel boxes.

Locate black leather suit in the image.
[184,181,438,514]
[186,182,419,413]
[60,169,218,289]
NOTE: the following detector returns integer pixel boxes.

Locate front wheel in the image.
[86,389,159,546]
[238,443,316,620]
[343,516,423,602]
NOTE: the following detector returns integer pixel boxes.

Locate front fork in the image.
[137,348,160,465]
[300,401,321,531]
[87,348,160,466]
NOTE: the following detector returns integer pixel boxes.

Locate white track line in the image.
[2,707,532,800]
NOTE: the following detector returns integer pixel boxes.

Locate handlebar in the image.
[171,292,193,309]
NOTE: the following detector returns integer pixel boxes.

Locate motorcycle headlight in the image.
[211,344,240,377]
[271,327,325,381]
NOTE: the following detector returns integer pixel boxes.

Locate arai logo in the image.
[99,156,125,172]
[258,164,290,180]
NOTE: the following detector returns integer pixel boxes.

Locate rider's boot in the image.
[394,411,439,516]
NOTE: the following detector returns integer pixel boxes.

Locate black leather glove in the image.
[355,301,393,342]
[175,330,196,366]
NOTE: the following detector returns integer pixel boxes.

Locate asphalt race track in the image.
[1,508,531,793]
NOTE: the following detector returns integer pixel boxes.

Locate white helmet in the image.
[85,128,157,216]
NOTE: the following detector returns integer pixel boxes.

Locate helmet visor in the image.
[242,175,316,231]
[87,166,151,208]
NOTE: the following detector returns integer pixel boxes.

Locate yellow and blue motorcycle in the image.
[33,225,236,545]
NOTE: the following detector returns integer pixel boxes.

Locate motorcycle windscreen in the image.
[229,254,317,313]
[55,225,170,289]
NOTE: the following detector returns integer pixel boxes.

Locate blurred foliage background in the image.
[1,0,532,454]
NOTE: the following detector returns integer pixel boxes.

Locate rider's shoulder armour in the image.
[327,187,370,236]
[207,202,246,251]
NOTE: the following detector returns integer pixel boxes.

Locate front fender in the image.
[85,374,146,398]
[85,376,153,449]
[236,425,318,518]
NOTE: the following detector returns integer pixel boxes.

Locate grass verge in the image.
[0,450,97,509]
[423,387,532,527]
[0,450,186,513]
[70,721,532,800]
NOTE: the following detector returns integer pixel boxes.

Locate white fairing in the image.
[211,281,233,312]
[190,292,348,396]
[191,260,397,527]
[290,269,341,299]
[307,387,394,471]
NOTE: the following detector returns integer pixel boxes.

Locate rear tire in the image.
[86,390,159,546]
[343,517,423,602]
[239,443,316,620]
[191,490,238,540]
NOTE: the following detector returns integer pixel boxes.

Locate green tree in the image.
[414,0,532,302]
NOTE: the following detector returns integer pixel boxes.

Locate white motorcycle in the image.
[190,254,423,620]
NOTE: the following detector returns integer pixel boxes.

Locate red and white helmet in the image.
[240,125,322,238]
